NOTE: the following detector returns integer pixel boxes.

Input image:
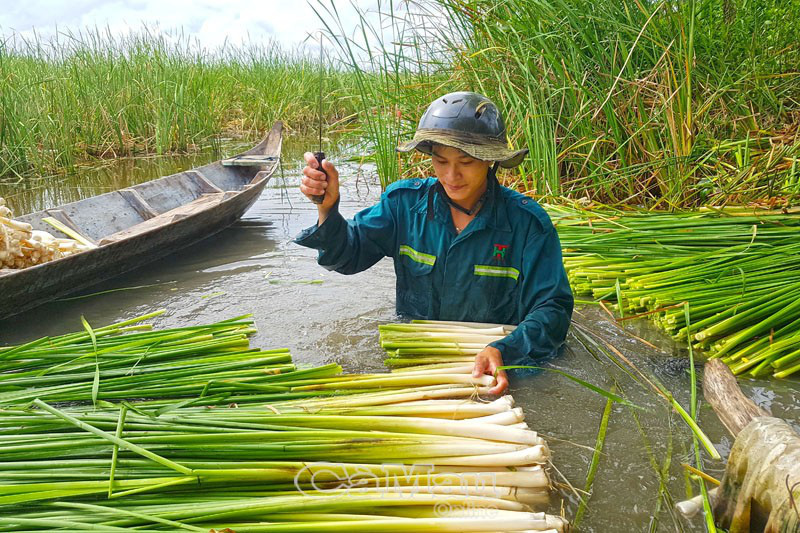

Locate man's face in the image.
[431,145,492,208]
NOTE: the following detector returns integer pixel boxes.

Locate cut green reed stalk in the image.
[32,400,193,476]
[81,315,101,407]
[685,303,718,531]
[573,394,614,527]
[572,323,720,460]
[53,502,205,532]
[108,405,127,497]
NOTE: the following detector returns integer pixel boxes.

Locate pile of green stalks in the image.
[380,319,722,459]
[0,312,566,532]
[551,204,800,378]
[0,311,307,407]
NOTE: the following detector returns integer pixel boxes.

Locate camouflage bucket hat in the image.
[396,91,528,169]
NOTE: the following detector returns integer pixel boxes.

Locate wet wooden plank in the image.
[119,188,159,220]
[132,172,208,214]
[222,154,279,166]
[185,170,224,193]
[45,209,98,245]
[98,193,224,245]
[47,193,146,241]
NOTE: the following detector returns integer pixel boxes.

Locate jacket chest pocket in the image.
[471,264,520,317]
[397,245,437,317]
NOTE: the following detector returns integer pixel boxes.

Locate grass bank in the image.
[0,28,359,179]
[318,0,800,207]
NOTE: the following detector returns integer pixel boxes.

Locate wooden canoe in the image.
[0,121,283,321]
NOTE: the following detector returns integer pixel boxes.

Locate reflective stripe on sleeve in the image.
[474,264,520,281]
[399,245,437,266]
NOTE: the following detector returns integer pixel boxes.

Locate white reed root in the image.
[0,197,91,269]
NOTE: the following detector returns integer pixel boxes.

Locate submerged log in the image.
[701,359,800,532]
[714,417,800,532]
[703,358,768,435]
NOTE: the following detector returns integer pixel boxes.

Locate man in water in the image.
[296,91,573,394]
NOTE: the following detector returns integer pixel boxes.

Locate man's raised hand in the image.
[301,152,340,221]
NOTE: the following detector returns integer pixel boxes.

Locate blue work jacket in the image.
[294,176,574,366]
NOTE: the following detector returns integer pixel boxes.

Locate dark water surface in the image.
[1,136,796,532]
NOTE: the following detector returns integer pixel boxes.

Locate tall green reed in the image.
[0,27,357,179]
[432,0,800,206]
[4,1,799,207]
[312,0,455,188]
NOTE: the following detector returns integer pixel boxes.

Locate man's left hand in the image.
[472,346,508,395]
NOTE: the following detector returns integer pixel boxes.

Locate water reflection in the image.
[0,153,214,215]
[0,133,356,215]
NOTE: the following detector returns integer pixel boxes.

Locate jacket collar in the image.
[411,175,512,233]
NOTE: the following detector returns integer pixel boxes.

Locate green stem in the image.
[32,399,193,475]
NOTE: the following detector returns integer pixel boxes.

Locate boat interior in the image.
[17,122,282,246]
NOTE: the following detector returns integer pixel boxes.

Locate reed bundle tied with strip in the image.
[0,197,91,269]
[0,311,567,532]
[551,204,800,379]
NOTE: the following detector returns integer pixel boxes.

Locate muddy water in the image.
[1,136,797,532]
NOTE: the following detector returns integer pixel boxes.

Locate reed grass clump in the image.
[428,0,800,206]
[6,0,798,208]
[317,0,800,206]
[0,27,358,179]
[313,0,454,189]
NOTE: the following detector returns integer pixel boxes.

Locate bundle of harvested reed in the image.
[0,313,566,532]
[0,396,562,531]
[551,205,800,378]
[0,310,306,406]
[380,319,721,462]
[380,321,516,367]
[0,318,500,408]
